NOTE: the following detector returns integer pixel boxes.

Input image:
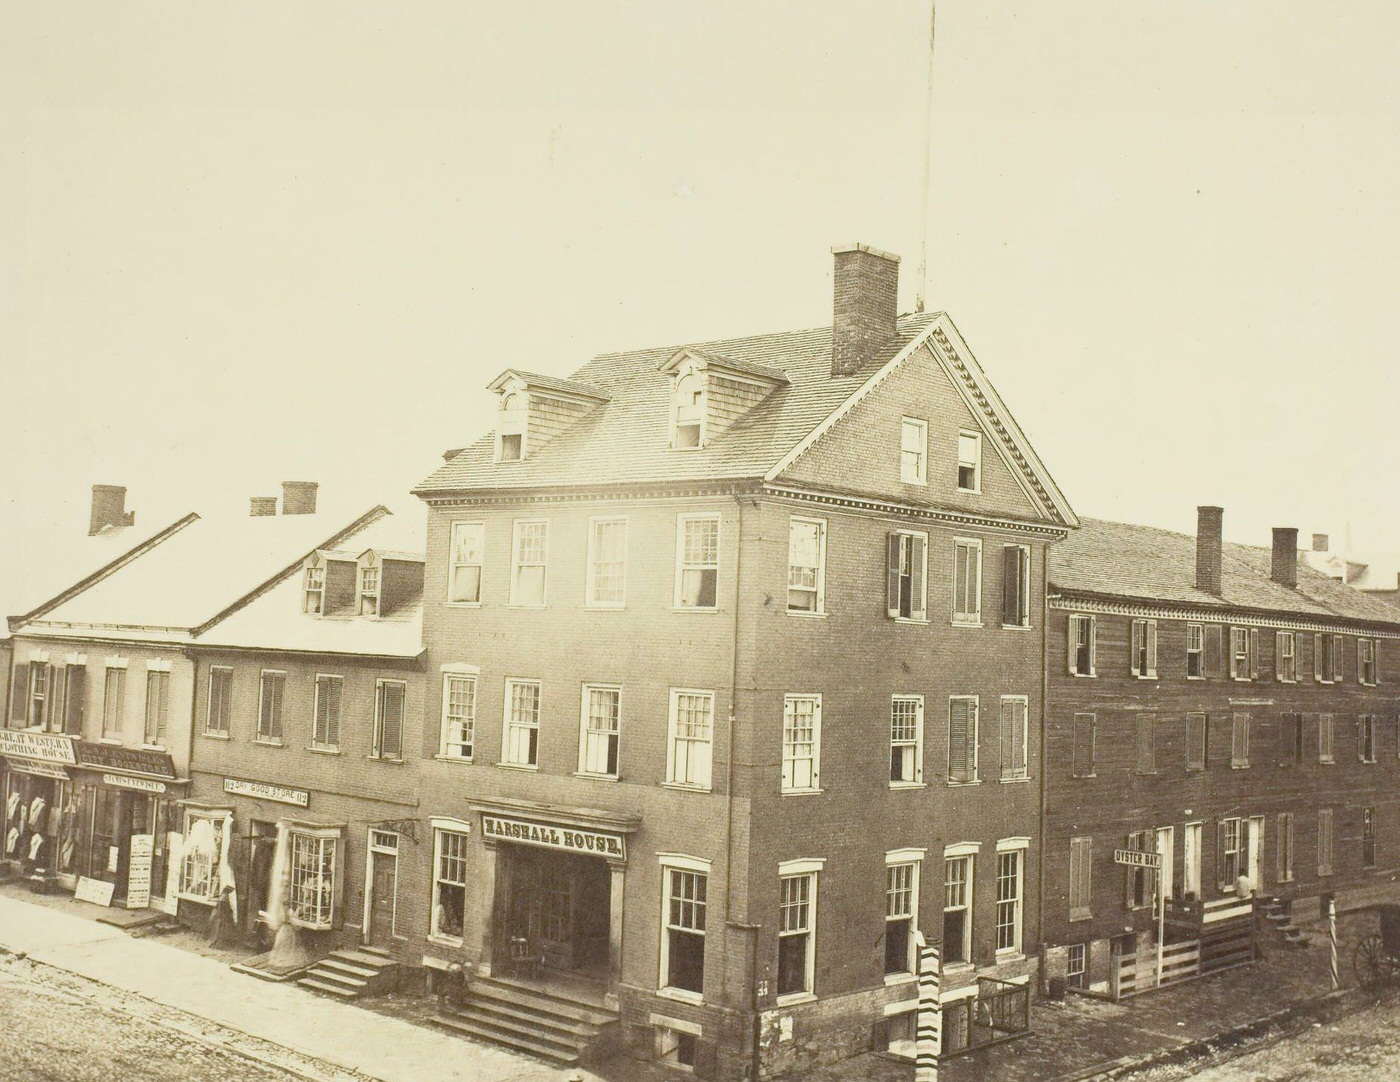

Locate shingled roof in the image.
[1050,517,1400,627]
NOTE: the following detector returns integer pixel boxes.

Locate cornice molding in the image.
[1049,594,1400,639]
[763,484,1068,539]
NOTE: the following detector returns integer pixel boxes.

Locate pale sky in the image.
[3,1,1397,570]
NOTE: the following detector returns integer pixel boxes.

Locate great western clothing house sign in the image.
[481,814,626,861]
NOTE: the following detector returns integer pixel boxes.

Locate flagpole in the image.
[914,0,937,313]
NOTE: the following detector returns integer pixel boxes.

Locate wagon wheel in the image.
[1353,933,1387,988]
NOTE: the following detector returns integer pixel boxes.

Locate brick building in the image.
[1041,508,1400,997]
[409,245,1076,1077]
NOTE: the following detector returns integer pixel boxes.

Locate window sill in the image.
[202,732,230,741]
[1133,771,1159,777]
[883,972,915,987]
[1071,773,1097,780]
[891,616,930,626]
[657,987,704,1006]
[781,788,823,797]
[1320,758,1336,765]
[370,756,405,765]
[583,603,627,612]
[946,779,982,787]
[140,744,166,752]
[994,951,1026,964]
[495,761,539,772]
[999,776,1031,784]
[427,933,465,949]
[308,746,342,756]
[1230,762,1250,770]
[445,600,483,608]
[660,781,711,794]
[1001,623,1033,632]
[671,606,721,615]
[1186,674,1204,681]
[506,602,548,610]
[786,610,827,619]
[1277,678,1297,684]
[943,961,975,976]
[573,771,620,783]
[1069,672,1096,679]
[888,781,926,791]
[956,487,981,496]
[434,753,475,765]
[253,739,285,748]
[1068,911,1092,922]
[775,992,817,1007]
[1133,674,1158,681]
[951,619,983,629]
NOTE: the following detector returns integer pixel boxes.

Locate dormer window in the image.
[303,558,324,614]
[497,390,527,462]
[673,368,705,450]
[359,563,380,617]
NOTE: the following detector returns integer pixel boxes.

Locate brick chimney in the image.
[249,496,278,517]
[1196,506,1223,596]
[281,481,318,516]
[89,485,135,535]
[831,243,900,377]
[1271,527,1299,588]
[1311,533,1329,553]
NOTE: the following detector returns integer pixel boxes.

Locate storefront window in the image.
[288,830,337,929]
[432,828,469,940]
[179,810,227,902]
[3,774,73,872]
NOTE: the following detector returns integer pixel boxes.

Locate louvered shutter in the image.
[65,667,86,736]
[1013,702,1027,774]
[1216,820,1230,891]
[1000,701,1013,776]
[886,534,901,618]
[949,700,970,782]
[1088,616,1097,675]
[1333,636,1345,682]
[1357,639,1365,684]
[9,662,29,725]
[1146,621,1158,677]
[1358,716,1366,762]
[909,535,926,620]
[1205,626,1222,677]
[1249,628,1259,679]
[1130,621,1142,676]
[1003,547,1016,625]
[1067,618,1079,675]
[1314,633,1324,681]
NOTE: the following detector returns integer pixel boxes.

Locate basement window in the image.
[656,1027,698,1070]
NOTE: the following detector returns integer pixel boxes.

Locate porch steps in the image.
[1258,896,1308,946]
[297,945,400,1000]
[432,975,619,1067]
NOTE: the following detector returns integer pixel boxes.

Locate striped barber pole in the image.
[914,930,941,1082]
[1328,897,1339,990]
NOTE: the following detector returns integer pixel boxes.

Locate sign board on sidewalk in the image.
[1113,848,1162,869]
[126,833,154,910]
[75,876,116,907]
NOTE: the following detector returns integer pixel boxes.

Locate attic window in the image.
[497,391,527,462]
[672,369,705,450]
[359,563,380,617]
[304,558,324,615]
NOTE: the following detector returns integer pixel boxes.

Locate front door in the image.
[366,830,399,947]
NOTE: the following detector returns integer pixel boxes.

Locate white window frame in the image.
[205,665,233,737]
[666,689,715,790]
[999,695,1028,781]
[883,850,925,980]
[256,669,286,745]
[1359,715,1378,764]
[1068,614,1096,676]
[951,537,983,626]
[1002,544,1031,629]
[1186,623,1204,679]
[781,694,822,794]
[287,826,340,931]
[1130,619,1158,679]
[900,417,927,484]
[446,521,485,605]
[1230,627,1252,681]
[429,820,471,944]
[776,858,824,1003]
[509,519,549,608]
[994,841,1026,956]
[1319,713,1335,763]
[674,513,721,611]
[178,808,231,903]
[1276,631,1297,683]
[303,560,325,614]
[372,678,407,761]
[1359,638,1378,686]
[887,530,929,622]
[948,695,979,784]
[311,673,343,751]
[956,430,982,493]
[438,666,478,762]
[942,849,975,965]
[671,365,706,450]
[585,517,628,609]
[358,562,381,617]
[786,517,827,616]
[578,683,622,779]
[496,389,528,462]
[501,678,542,769]
[658,853,710,1002]
[889,695,925,788]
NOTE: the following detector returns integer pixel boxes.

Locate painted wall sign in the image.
[481,814,626,861]
[126,834,153,910]
[74,876,115,907]
[9,761,71,780]
[73,742,176,779]
[0,731,77,764]
[223,777,309,807]
[101,773,167,794]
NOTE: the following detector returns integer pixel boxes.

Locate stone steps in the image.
[431,975,618,1067]
[297,945,401,1000]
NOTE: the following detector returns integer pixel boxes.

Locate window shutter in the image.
[1334,637,1344,682]
[886,534,901,618]
[1088,617,1097,675]
[9,662,28,725]
[1002,548,1019,625]
[1066,619,1079,675]
[910,535,926,620]
[1358,717,1366,762]
[1000,702,1012,777]
[1249,628,1259,679]
[65,667,85,735]
[1205,625,1223,678]
[1216,820,1230,891]
[1314,633,1324,681]
[1130,621,1142,676]
[949,700,969,782]
[1357,640,1364,684]
[1014,704,1027,774]
[1146,621,1158,677]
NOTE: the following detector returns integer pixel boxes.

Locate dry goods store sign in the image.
[481,814,625,861]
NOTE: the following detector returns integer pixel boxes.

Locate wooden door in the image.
[368,849,397,946]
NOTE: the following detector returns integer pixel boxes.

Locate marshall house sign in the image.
[481,814,626,861]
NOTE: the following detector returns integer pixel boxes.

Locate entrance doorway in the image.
[365,830,399,947]
[501,847,611,979]
[85,789,170,902]
[248,821,278,944]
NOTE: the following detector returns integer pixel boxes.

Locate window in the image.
[1002,545,1031,628]
[579,684,621,778]
[675,514,719,610]
[787,518,826,614]
[1125,830,1152,909]
[432,828,469,940]
[1203,625,1225,677]
[439,672,477,761]
[956,431,982,492]
[288,829,338,929]
[952,538,982,624]
[1277,813,1294,883]
[1134,714,1156,774]
[256,671,285,744]
[777,867,818,998]
[1130,620,1158,678]
[1316,633,1342,683]
[1363,807,1377,869]
[1000,697,1028,780]
[1230,713,1250,768]
[497,390,527,461]
[1359,715,1378,764]
[372,679,406,760]
[1185,713,1206,771]
[672,369,705,449]
[656,1028,699,1070]
[781,695,821,793]
[948,697,978,784]
[884,861,919,976]
[667,691,714,789]
[943,855,973,964]
[1286,713,1304,765]
[1068,615,1096,676]
[312,674,342,750]
[1332,635,1346,682]
[1068,838,1092,921]
[1071,713,1096,777]
[586,518,627,608]
[1276,632,1297,683]
[1359,639,1378,686]
[1218,817,1242,889]
[900,417,927,483]
[1318,809,1334,877]
[1066,943,1087,988]
[358,565,380,616]
[502,679,540,768]
[447,522,485,604]
[1229,628,1255,680]
[303,561,324,614]
[143,670,169,745]
[995,848,1024,954]
[890,696,924,785]
[206,667,232,736]
[886,531,928,621]
[26,663,51,730]
[661,862,708,996]
[1319,714,1335,763]
[510,520,548,606]
[178,810,228,902]
[62,666,85,737]
[1186,623,1204,678]
[102,667,125,739]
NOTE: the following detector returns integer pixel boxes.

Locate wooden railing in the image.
[1113,898,1256,999]
[939,977,1031,1058]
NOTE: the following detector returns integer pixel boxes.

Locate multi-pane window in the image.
[25,663,51,730]
[1186,623,1204,678]
[1230,713,1250,768]
[1359,639,1378,686]
[676,515,720,609]
[312,674,343,750]
[447,522,485,604]
[900,417,927,484]
[206,666,232,736]
[890,696,924,785]
[777,872,816,997]
[1066,943,1087,988]
[1130,620,1158,678]
[884,862,918,975]
[510,520,548,606]
[579,685,621,778]
[1319,714,1335,763]
[1363,807,1377,868]
[1230,627,1255,680]
[1318,808,1334,877]
[432,829,469,940]
[1068,615,1095,676]
[1125,830,1151,909]
[439,673,477,760]
[178,810,226,901]
[373,680,406,760]
[586,518,627,608]
[1277,812,1295,883]
[502,679,541,768]
[995,849,1024,954]
[1185,713,1206,771]
[303,563,324,614]
[288,830,337,929]
[787,518,826,614]
[1359,715,1379,764]
[1276,632,1297,682]
[1002,545,1031,628]
[1000,697,1028,780]
[781,695,821,793]
[358,565,380,616]
[948,697,978,784]
[668,690,714,789]
[1134,714,1156,774]
[887,531,927,621]
[1218,818,1242,888]
[662,866,708,995]
[257,670,285,743]
[143,670,169,746]
[943,856,973,964]
[957,431,982,491]
[1068,838,1092,921]
[102,667,125,739]
[952,539,982,624]
[1071,713,1096,777]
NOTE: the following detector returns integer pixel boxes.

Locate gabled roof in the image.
[658,347,790,386]
[486,369,611,403]
[1049,517,1400,626]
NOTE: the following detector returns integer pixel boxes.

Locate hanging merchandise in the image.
[218,815,238,924]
